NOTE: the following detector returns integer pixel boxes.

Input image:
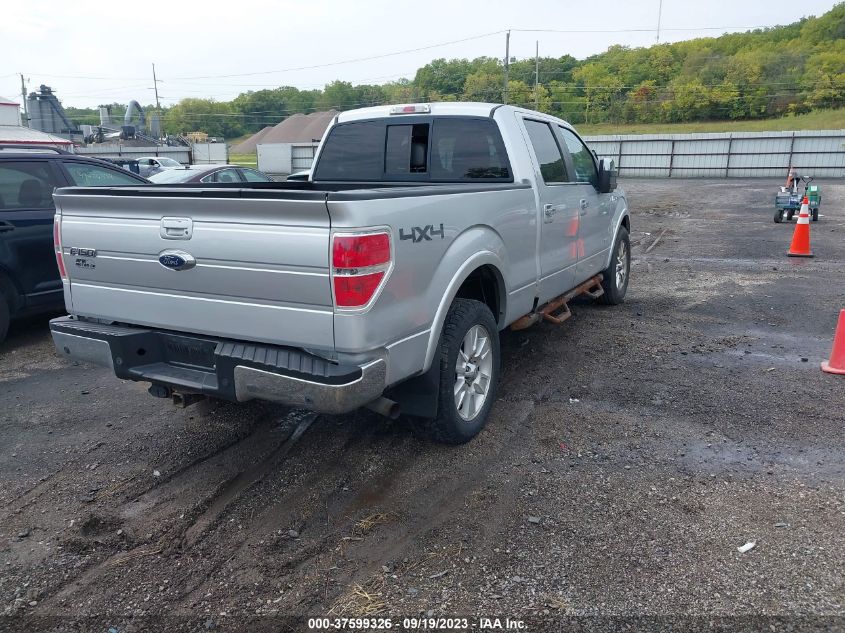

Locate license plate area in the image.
[159,334,217,370]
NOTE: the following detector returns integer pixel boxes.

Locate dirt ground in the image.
[1,179,843,633]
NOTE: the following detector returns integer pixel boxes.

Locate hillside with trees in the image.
[67,3,845,137]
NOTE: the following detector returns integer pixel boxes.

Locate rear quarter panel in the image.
[328,185,537,383]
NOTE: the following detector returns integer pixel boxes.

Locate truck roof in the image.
[335,102,575,131]
[336,102,500,123]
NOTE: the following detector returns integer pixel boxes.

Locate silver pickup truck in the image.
[50,103,630,443]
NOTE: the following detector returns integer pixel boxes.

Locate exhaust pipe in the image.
[365,396,400,420]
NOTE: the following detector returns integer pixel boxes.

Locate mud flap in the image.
[386,360,440,418]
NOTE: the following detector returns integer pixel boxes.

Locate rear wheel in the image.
[812,208,819,222]
[774,210,783,223]
[599,226,630,305]
[423,299,500,444]
[787,210,795,222]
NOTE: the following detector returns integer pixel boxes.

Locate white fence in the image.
[191,142,228,164]
[254,131,845,179]
[257,142,319,176]
[584,130,845,178]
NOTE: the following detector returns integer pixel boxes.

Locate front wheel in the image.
[812,208,819,222]
[774,210,783,223]
[599,226,630,305]
[424,299,500,444]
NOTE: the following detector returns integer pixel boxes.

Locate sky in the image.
[0,0,840,110]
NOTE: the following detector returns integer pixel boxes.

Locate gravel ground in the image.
[0,179,843,633]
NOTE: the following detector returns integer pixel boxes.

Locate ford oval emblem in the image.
[158,250,196,271]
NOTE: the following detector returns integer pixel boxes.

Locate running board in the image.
[511,275,604,330]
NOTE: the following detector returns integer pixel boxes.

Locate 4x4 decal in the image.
[399,223,445,243]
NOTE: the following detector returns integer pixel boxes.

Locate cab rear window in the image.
[313,117,511,182]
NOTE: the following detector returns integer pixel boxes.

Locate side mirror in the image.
[597,159,617,194]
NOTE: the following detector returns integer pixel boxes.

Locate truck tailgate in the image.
[55,188,334,350]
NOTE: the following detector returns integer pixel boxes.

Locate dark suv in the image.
[0,146,148,343]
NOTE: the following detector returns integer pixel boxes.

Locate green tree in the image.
[163,98,244,138]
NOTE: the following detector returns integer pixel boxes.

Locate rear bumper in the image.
[49,316,385,414]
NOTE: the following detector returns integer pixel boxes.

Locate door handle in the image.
[544,204,556,218]
[160,217,193,240]
[579,199,589,215]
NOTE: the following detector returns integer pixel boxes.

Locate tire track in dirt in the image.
[36,408,316,609]
[180,410,317,548]
[181,400,539,615]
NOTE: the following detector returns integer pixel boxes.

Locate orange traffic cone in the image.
[787,197,813,258]
[822,309,845,375]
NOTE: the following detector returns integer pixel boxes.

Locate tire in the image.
[422,299,500,444]
[599,226,630,305]
[774,210,783,223]
[787,210,795,222]
[0,288,10,346]
[812,208,819,222]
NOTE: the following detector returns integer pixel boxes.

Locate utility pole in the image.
[152,63,162,139]
[19,74,29,127]
[503,30,510,104]
[656,0,663,43]
[534,40,540,110]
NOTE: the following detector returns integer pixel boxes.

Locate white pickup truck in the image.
[50,103,630,443]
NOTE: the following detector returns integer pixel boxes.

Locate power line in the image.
[169,31,506,80]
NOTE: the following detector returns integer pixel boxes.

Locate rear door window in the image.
[240,168,272,182]
[523,120,567,184]
[0,161,59,210]
[201,168,242,183]
[63,162,142,186]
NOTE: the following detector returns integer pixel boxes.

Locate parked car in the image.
[49,103,628,443]
[286,170,310,181]
[99,157,142,176]
[149,164,274,184]
[136,156,183,178]
[0,145,148,343]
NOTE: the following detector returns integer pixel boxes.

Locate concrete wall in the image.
[584,130,845,178]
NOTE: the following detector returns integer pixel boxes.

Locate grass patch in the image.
[579,108,845,136]
[229,152,257,168]
[225,133,252,148]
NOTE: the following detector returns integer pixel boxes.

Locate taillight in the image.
[331,231,392,309]
[54,216,67,281]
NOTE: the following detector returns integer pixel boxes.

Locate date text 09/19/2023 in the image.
[307,617,526,630]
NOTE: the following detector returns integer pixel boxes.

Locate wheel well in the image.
[621,215,630,233]
[455,265,503,325]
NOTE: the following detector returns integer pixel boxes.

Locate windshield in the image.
[156,158,181,167]
[149,168,194,183]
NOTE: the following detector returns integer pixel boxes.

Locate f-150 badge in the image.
[69,247,97,269]
[399,224,444,243]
